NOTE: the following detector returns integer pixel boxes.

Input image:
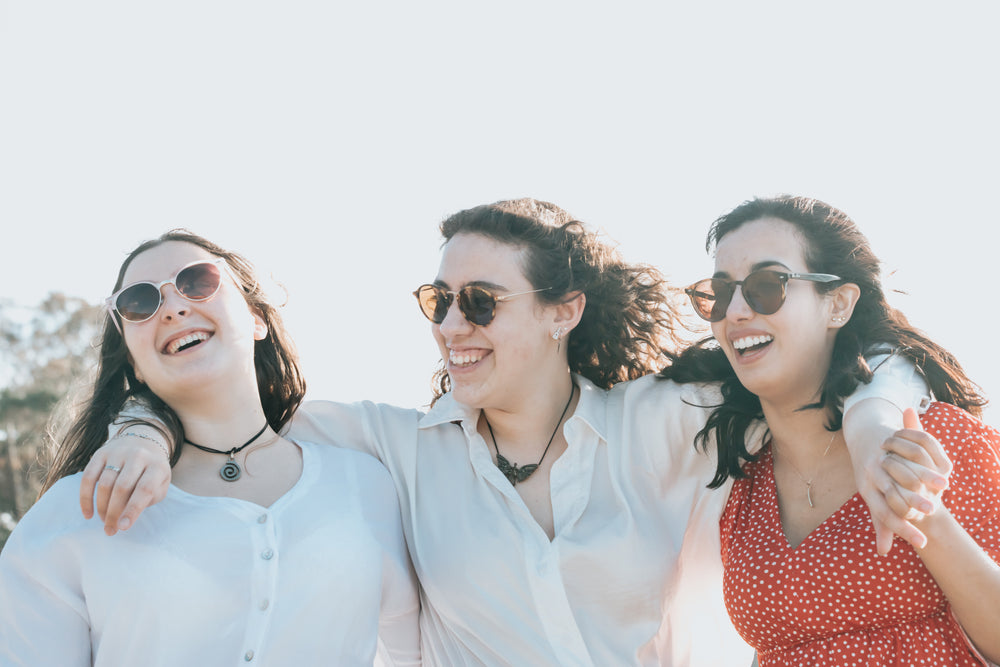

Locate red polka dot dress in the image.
[720,403,1000,666]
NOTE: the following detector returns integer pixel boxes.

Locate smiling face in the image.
[120,241,266,405]
[431,232,565,412]
[710,217,841,408]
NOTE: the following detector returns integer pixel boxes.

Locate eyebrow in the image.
[713,260,791,279]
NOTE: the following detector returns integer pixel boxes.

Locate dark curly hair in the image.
[660,195,986,488]
[43,230,306,491]
[430,198,683,400]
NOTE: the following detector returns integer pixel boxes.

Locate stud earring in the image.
[552,327,564,341]
[832,316,847,324]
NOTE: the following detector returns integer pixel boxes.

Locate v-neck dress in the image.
[720,402,1000,666]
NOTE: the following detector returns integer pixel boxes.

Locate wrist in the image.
[111,426,171,460]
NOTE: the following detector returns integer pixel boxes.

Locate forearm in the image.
[915,509,1000,662]
[843,398,902,458]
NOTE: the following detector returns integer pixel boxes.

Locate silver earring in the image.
[552,327,564,341]
[832,316,847,324]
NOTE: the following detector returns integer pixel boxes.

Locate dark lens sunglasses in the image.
[106,258,229,329]
[413,283,552,327]
[685,269,840,322]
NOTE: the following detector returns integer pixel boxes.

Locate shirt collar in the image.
[418,373,608,445]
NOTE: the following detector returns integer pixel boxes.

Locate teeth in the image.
[165,332,210,354]
[449,350,484,367]
[732,334,773,351]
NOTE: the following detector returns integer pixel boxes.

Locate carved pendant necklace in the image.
[772,431,838,508]
[184,422,269,482]
[485,384,576,486]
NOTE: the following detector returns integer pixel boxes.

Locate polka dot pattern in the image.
[720,403,1000,666]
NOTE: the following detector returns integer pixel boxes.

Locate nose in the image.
[437,295,473,337]
[158,284,189,320]
[725,285,753,322]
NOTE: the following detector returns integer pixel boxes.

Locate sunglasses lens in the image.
[687,279,731,322]
[176,262,223,301]
[458,287,497,326]
[115,283,162,322]
[416,285,450,324]
[743,272,785,315]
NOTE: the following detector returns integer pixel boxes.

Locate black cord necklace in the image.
[485,384,576,486]
[184,422,269,482]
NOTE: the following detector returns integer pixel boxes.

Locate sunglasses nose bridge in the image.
[723,281,756,320]
[156,280,191,317]
[436,291,474,331]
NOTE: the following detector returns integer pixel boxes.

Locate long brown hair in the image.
[431,198,683,400]
[43,230,306,491]
[660,195,986,488]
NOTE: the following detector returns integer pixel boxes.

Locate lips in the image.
[162,330,213,355]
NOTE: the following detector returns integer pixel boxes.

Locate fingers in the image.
[101,464,142,535]
[873,517,894,556]
[80,448,111,519]
[78,431,172,535]
[857,466,928,555]
[884,426,952,486]
[880,455,936,515]
[115,469,169,533]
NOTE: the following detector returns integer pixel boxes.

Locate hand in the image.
[879,408,952,548]
[80,429,172,536]
[848,407,949,556]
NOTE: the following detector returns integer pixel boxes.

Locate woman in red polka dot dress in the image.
[667,196,1000,666]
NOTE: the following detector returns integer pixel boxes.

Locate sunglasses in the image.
[413,283,552,326]
[106,258,229,327]
[685,269,840,322]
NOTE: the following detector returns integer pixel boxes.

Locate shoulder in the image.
[19,474,92,530]
[609,373,722,411]
[2,474,98,563]
[299,399,424,431]
[921,402,1000,453]
[305,441,393,481]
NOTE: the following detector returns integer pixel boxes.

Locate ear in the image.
[828,282,861,328]
[551,291,586,336]
[252,310,269,341]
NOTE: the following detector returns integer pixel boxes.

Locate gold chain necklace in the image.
[772,431,837,508]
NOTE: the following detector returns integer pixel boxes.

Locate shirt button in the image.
[259,599,270,611]
[244,650,254,661]
[257,514,267,524]
[261,549,274,560]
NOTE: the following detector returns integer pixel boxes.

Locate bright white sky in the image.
[1,2,997,424]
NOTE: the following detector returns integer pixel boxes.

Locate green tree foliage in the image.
[0,294,103,548]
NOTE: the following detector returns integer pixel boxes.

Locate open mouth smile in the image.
[163,331,213,355]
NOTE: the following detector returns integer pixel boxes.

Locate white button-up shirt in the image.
[288,354,927,667]
[0,442,420,666]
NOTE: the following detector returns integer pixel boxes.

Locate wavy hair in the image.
[660,195,986,488]
[43,230,306,491]
[430,198,683,400]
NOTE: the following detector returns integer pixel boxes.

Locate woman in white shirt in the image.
[0,231,420,666]
[81,201,927,666]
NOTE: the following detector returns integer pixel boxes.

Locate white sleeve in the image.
[844,350,932,414]
[0,487,92,666]
[362,463,421,667]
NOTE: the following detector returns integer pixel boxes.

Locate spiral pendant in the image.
[220,460,242,482]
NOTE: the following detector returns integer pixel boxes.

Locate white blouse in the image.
[285,357,927,666]
[0,441,420,667]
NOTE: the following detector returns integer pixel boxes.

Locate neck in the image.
[479,370,577,454]
[169,383,271,458]
[760,397,838,469]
